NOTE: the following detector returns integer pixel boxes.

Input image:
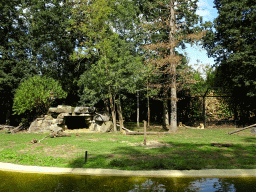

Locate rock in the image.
[89,121,96,131]
[28,105,110,133]
[31,138,37,144]
[74,107,95,114]
[57,113,70,119]
[58,124,68,131]
[52,119,64,124]
[251,128,256,134]
[56,105,73,113]
[94,114,110,121]
[95,121,113,132]
[44,115,53,120]
[50,124,63,133]
[49,107,57,113]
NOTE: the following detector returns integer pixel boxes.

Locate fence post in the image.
[144,120,147,145]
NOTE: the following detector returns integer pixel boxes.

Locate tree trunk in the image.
[147,95,150,126]
[137,90,139,127]
[103,98,110,114]
[147,82,150,126]
[163,95,169,130]
[116,96,124,132]
[170,76,177,132]
[109,88,117,132]
[169,0,177,132]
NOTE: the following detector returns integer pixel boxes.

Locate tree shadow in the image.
[67,135,256,170]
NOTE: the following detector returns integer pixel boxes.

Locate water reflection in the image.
[0,171,255,192]
[189,178,236,192]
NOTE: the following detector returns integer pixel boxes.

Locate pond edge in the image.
[0,162,256,177]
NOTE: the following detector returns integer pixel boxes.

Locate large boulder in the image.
[95,121,113,132]
[57,113,70,119]
[56,105,73,113]
[74,107,95,114]
[94,113,110,121]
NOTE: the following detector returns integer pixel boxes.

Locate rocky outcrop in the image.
[89,120,113,132]
[28,105,111,133]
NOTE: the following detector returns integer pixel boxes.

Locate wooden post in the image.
[144,120,147,145]
[203,96,206,129]
[137,91,139,128]
[85,151,88,164]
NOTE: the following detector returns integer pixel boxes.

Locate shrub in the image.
[12,75,67,116]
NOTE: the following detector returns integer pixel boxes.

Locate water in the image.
[0,171,255,192]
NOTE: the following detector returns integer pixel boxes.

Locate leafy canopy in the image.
[12,75,67,115]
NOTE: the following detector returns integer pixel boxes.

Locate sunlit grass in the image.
[0,126,255,170]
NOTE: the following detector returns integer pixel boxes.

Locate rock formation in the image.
[28,105,112,133]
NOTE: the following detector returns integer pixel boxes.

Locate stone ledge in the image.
[0,162,256,177]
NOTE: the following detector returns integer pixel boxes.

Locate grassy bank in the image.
[0,125,255,170]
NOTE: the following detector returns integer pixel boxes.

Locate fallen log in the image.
[10,124,25,134]
[0,125,15,130]
[116,123,133,132]
[228,123,256,135]
[126,132,170,135]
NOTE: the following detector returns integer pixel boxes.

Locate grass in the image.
[0,124,255,170]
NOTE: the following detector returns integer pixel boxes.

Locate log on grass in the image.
[228,123,256,135]
[126,132,170,135]
[117,124,133,132]
[10,124,25,134]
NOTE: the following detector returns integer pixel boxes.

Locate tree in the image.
[12,75,67,117]
[69,0,146,132]
[0,0,37,124]
[21,0,81,106]
[138,0,208,132]
[203,0,256,125]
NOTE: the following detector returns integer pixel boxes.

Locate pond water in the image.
[0,171,255,192]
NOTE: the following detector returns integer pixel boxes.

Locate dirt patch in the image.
[127,140,172,149]
[18,144,85,159]
[64,129,96,133]
[108,138,118,141]
[88,138,104,141]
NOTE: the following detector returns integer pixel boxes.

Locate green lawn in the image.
[0,125,255,170]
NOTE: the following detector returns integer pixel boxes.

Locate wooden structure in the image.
[228,123,256,135]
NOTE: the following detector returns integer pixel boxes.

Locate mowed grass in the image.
[0,124,255,170]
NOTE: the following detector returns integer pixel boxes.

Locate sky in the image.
[177,0,219,76]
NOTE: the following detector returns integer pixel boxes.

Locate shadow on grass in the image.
[67,138,256,170]
[242,136,256,143]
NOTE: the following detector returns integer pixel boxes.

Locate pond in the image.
[1,171,256,192]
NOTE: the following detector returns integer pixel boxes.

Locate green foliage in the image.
[70,0,147,110]
[0,0,37,123]
[12,75,67,116]
[203,0,256,124]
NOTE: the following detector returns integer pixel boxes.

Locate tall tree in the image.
[203,0,256,125]
[139,0,208,132]
[0,0,36,124]
[69,0,146,132]
[21,0,81,106]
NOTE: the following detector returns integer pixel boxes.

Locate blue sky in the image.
[177,0,219,76]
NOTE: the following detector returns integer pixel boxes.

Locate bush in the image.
[12,75,67,116]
